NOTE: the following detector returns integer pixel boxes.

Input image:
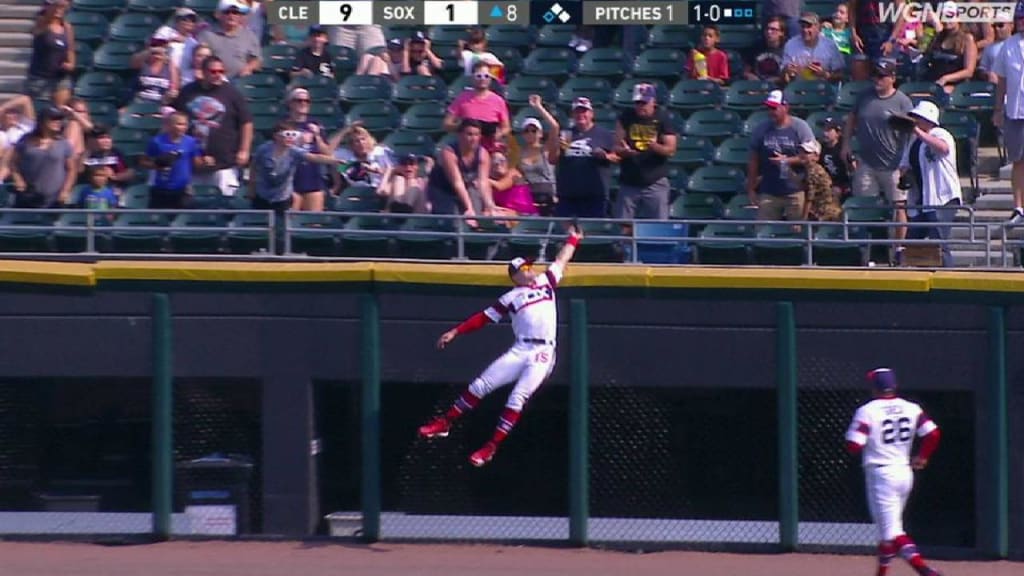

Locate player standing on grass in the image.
[418,224,584,467]
[845,368,942,576]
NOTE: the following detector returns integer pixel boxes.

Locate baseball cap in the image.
[764,89,787,108]
[874,60,897,77]
[174,7,198,19]
[822,116,842,130]
[632,83,657,103]
[507,257,534,277]
[89,123,111,138]
[217,0,250,14]
[309,25,327,36]
[288,87,310,101]
[867,368,898,392]
[388,38,403,49]
[520,117,543,131]
[571,97,593,111]
[798,11,820,26]
[400,153,419,165]
[410,30,428,43]
[800,139,821,155]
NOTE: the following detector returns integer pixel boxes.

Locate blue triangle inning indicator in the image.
[490,5,504,18]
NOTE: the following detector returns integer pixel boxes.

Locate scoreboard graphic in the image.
[267,1,759,27]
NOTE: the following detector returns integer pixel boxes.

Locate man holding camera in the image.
[843,60,913,262]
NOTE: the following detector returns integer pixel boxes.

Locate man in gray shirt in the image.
[197,0,262,79]
[747,90,816,222]
[843,60,912,255]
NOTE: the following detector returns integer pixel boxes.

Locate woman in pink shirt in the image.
[443,61,510,152]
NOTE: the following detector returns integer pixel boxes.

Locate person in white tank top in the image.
[417,225,584,467]
[845,368,942,576]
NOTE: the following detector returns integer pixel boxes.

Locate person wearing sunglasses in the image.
[443,61,511,152]
[172,55,253,199]
[978,19,1013,83]
[197,0,261,79]
[284,88,332,212]
[250,120,345,216]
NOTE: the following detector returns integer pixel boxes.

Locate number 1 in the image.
[446,3,454,20]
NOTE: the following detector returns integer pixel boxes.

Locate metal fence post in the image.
[361,292,381,542]
[569,299,590,546]
[776,301,798,551]
[985,306,1009,558]
[151,293,173,540]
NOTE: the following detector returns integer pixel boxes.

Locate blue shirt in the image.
[749,117,815,196]
[251,142,308,203]
[75,185,118,209]
[146,133,202,192]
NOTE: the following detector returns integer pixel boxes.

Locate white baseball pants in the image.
[468,343,556,411]
[865,464,914,541]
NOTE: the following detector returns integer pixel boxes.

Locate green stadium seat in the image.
[671,136,715,170]
[344,102,401,138]
[428,25,472,45]
[683,109,742,142]
[337,214,399,257]
[504,76,559,107]
[634,49,685,79]
[189,184,224,210]
[695,222,753,264]
[670,192,724,221]
[713,135,752,166]
[331,46,358,76]
[523,47,578,79]
[382,130,435,157]
[723,194,758,220]
[93,41,143,73]
[834,80,873,111]
[111,127,152,148]
[168,212,227,254]
[783,80,836,114]
[74,72,125,103]
[120,184,151,209]
[54,211,111,253]
[75,43,95,73]
[108,13,162,43]
[842,195,892,222]
[335,185,385,214]
[686,165,746,198]
[752,223,807,266]
[400,102,447,134]
[118,100,164,131]
[462,218,509,260]
[558,76,614,108]
[948,81,996,117]
[717,25,759,51]
[71,0,127,12]
[742,110,775,135]
[486,25,535,47]
[262,44,298,75]
[647,25,694,49]
[395,216,457,260]
[108,212,168,253]
[669,79,723,111]
[724,80,774,111]
[183,0,218,13]
[288,212,343,256]
[590,105,619,130]
[66,11,110,46]
[491,46,524,75]
[125,0,176,14]
[338,74,394,105]
[226,211,273,255]
[0,212,52,253]
[393,74,448,105]
[536,24,575,47]
[897,81,949,108]
[613,78,669,108]
[812,224,869,266]
[507,217,560,260]
[575,220,625,263]
[87,100,118,128]
[577,47,631,78]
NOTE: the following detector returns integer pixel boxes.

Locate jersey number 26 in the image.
[881,417,912,444]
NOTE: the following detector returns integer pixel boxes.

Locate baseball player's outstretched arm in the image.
[437,308,501,349]
[553,224,584,271]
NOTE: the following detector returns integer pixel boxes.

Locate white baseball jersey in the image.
[846,397,938,467]
[482,262,563,342]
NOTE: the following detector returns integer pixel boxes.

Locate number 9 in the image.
[339,3,351,20]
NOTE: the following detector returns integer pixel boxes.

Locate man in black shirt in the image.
[173,55,253,197]
[555,97,619,218]
[613,83,677,220]
[742,17,787,85]
[290,26,334,80]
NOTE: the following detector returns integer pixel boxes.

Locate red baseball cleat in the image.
[469,442,498,467]
[418,418,451,439]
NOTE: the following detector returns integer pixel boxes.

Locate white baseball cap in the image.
[800,139,822,154]
[908,100,941,126]
[520,117,543,131]
[507,257,534,276]
[571,97,593,111]
[218,0,250,14]
[288,87,310,101]
[764,89,787,108]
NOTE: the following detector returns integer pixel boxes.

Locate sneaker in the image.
[1009,208,1024,225]
[469,442,498,467]
[418,418,451,439]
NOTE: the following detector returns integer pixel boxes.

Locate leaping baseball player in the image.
[417,225,584,467]
[845,368,942,576]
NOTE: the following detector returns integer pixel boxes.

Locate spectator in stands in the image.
[173,55,254,198]
[517,95,560,217]
[783,12,846,83]
[250,120,345,215]
[131,40,180,105]
[614,83,677,220]
[198,0,262,79]
[822,2,853,55]
[25,0,74,101]
[426,118,494,223]
[993,4,1024,224]
[329,124,393,196]
[290,26,334,80]
[743,17,787,85]
[488,150,537,216]
[79,125,133,192]
[963,2,995,52]
[444,61,511,152]
[328,25,386,57]
[685,25,730,85]
[74,165,119,212]
[978,20,1012,83]
[554,97,618,219]
[141,111,210,210]
[406,31,443,77]
[60,98,93,157]
[182,44,213,85]
[382,153,431,213]
[843,60,912,259]
[920,3,978,94]
[898,101,962,267]
[763,0,802,40]
[799,140,842,221]
[355,38,405,80]
[285,88,332,212]
[818,116,852,199]
[849,0,892,60]
[10,106,76,208]
[459,28,501,78]
[746,90,816,222]
[141,8,200,75]
[0,95,35,147]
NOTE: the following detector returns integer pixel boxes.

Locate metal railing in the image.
[0,205,1018,267]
